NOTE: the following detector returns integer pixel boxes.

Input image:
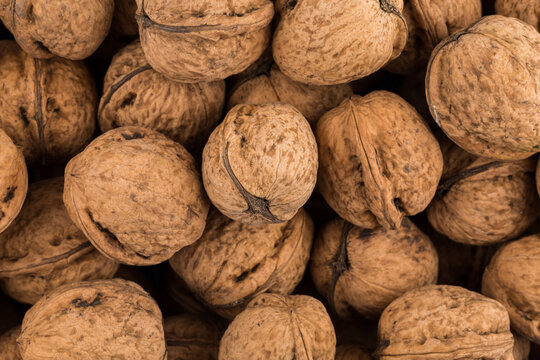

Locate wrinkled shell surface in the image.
[219,293,336,360]
[316,91,443,229]
[0,326,21,360]
[482,235,540,343]
[18,279,166,360]
[0,0,113,59]
[377,285,514,359]
[170,208,313,318]
[202,103,318,225]
[99,41,225,154]
[136,0,274,83]
[311,218,438,319]
[512,332,531,360]
[495,0,540,31]
[335,344,372,360]
[164,314,221,360]
[64,126,209,265]
[426,15,540,160]
[0,40,97,164]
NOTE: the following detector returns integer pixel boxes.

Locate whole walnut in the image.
[219,293,336,360]
[0,326,21,360]
[0,0,113,59]
[99,41,225,154]
[64,126,209,266]
[135,0,274,83]
[18,279,166,359]
[272,0,407,85]
[336,344,372,360]
[495,0,539,31]
[0,129,27,234]
[202,103,318,225]
[112,0,139,36]
[0,40,97,164]
[512,332,531,360]
[426,15,540,160]
[316,91,443,229]
[170,208,313,319]
[164,314,222,360]
[482,235,540,343]
[377,285,514,359]
[311,218,438,319]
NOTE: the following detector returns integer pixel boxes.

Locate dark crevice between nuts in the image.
[436,161,505,197]
[34,59,48,165]
[227,50,273,95]
[328,221,353,315]
[167,340,217,347]
[72,293,102,308]
[2,186,16,203]
[33,40,52,55]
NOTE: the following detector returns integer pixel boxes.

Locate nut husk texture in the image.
[0,326,21,360]
[164,314,221,360]
[495,0,540,31]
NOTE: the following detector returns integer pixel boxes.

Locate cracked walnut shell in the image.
[164,314,222,360]
[495,0,540,31]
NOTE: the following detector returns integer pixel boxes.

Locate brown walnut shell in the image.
[336,344,373,360]
[316,91,443,229]
[0,326,21,360]
[18,279,166,360]
[112,0,139,36]
[512,332,531,360]
[426,15,540,160]
[0,0,113,59]
[482,235,540,344]
[202,103,318,225]
[64,126,209,266]
[377,285,514,359]
[219,293,336,360]
[164,314,222,360]
[495,0,540,31]
[170,208,313,319]
[0,40,97,164]
[136,0,274,83]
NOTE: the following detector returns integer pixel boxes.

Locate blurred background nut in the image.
[164,314,222,360]
[336,344,373,360]
[0,326,21,360]
[495,0,539,31]
[512,332,531,360]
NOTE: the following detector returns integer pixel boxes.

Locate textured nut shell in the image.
[202,103,318,225]
[0,0,113,59]
[377,285,514,359]
[0,129,27,234]
[336,344,372,360]
[136,0,274,82]
[64,126,209,265]
[170,208,313,319]
[482,235,540,343]
[227,65,353,125]
[512,332,531,360]
[426,15,540,160]
[219,293,336,360]
[316,91,442,229]
[18,279,166,360]
[0,40,97,164]
[164,314,221,360]
[112,0,139,36]
[99,41,225,153]
[272,0,407,85]
[0,326,21,360]
[495,0,540,31]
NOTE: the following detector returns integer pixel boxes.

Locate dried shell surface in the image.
[512,332,531,360]
[316,91,442,229]
[495,0,540,31]
[377,285,514,359]
[202,103,318,225]
[426,15,540,160]
[64,126,209,265]
[0,326,21,360]
[219,293,336,360]
[164,314,221,360]
[482,235,540,343]
[0,40,97,164]
[18,279,166,360]
[136,0,274,82]
[335,344,373,360]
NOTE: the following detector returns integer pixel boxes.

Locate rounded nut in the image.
[336,344,373,360]
[164,314,221,360]
[495,0,539,31]
[0,326,21,360]
[64,126,209,266]
[202,103,318,225]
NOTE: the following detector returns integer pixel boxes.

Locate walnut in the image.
[495,0,540,31]
[0,326,21,360]
[164,314,222,360]
[336,344,373,360]
[512,332,531,360]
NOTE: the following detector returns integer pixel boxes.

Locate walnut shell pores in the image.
[377,285,514,360]
[219,294,336,360]
[99,41,225,154]
[0,40,97,164]
[18,279,166,360]
[316,91,443,229]
[482,235,540,343]
[272,0,407,85]
[426,15,540,160]
[495,0,540,31]
[202,103,318,225]
[64,126,209,266]
[164,314,221,360]
[170,208,313,319]
[136,0,274,83]
[0,326,21,360]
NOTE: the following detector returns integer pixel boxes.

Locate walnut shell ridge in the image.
[164,314,222,360]
[0,326,21,360]
[495,0,540,31]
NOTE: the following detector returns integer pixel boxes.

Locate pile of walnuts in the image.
[0,0,539,358]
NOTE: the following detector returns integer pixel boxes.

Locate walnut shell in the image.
[99,41,225,154]
[482,235,540,344]
[112,0,139,36]
[316,91,443,229]
[165,314,222,360]
[377,285,514,359]
[272,0,407,85]
[136,0,274,83]
[0,0,113,59]
[0,326,21,360]
[0,129,27,234]
[311,218,437,319]
[336,344,372,360]
[219,293,336,360]
[495,0,539,31]
[202,103,318,225]
[0,40,97,164]
[170,208,313,319]
[64,126,209,266]
[512,332,531,360]
[426,15,540,160]
[18,279,166,359]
